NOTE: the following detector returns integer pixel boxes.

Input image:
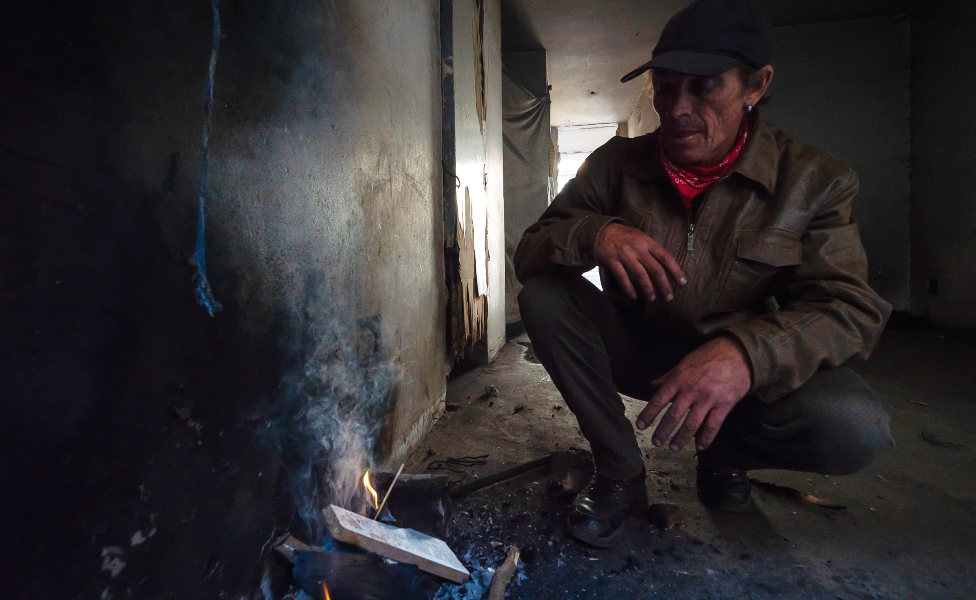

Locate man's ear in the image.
[747,65,774,107]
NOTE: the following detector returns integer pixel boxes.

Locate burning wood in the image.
[363,469,380,514]
[273,533,322,564]
[324,504,470,583]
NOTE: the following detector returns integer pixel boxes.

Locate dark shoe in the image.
[696,452,752,512]
[566,469,647,548]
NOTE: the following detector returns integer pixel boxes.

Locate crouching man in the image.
[514,0,894,548]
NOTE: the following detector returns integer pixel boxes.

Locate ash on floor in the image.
[408,324,976,599]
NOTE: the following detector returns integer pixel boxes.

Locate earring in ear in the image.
[747,105,753,112]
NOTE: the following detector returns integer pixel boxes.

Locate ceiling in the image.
[501,0,913,128]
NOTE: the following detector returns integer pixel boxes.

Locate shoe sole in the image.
[565,513,625,548]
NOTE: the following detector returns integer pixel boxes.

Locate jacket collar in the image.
[620,115,779,196]
[732,116,778,195]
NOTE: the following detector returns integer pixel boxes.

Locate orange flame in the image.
[322,582,331,600]
[363,469,379,510]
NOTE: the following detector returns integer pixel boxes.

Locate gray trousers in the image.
[518,274,894,481]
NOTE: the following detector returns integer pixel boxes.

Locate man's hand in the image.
[595,223,687,302]
[636,337,753,451]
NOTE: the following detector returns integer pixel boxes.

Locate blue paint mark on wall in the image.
[194,0,223,316]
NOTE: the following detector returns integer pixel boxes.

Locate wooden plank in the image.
[324,504,470,584]
[272,533,321,564]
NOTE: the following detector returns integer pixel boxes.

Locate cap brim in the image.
[621,51,742,82]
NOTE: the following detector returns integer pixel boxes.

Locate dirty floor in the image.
[404,321,976,599]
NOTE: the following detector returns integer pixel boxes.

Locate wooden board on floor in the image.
[324,504,470,584]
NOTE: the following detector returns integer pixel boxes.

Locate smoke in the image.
[272,295,398,539]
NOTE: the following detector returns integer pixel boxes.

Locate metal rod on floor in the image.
[448,454,552,499]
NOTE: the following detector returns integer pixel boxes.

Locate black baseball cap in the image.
[621,0,773,82]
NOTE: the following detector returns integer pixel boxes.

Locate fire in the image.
[322,582,331,600]
[363,469,379,510]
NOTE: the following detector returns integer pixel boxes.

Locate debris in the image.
[434,556,494,600]
[877,474,888,483]
[920,431,964,450]
[646,504,691,530]
[324,504,469,583]
[749,479,847,510]
[427,455,489,482]
[487,546,520,600]
[910,401,929,406]
[513,405,526,414]
[100,547,126,578]
[484,384,499,397]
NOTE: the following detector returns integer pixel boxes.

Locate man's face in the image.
[652,68,749,167]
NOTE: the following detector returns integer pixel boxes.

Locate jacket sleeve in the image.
[720,171,893,401]
[514,142,625,283]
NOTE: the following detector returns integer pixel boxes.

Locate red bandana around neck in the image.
[660,119,749,209]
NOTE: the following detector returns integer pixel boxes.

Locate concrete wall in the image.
[763,17,911,309]
[623,72,661,138]
[911,0,976,328]
[0,0,446,596]
[451,0,505,360]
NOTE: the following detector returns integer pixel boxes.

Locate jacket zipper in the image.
[666,178,725,323]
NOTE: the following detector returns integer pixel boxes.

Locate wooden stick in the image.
[487,546,520,600]
[373,463,404,520]
[449,454,551,499]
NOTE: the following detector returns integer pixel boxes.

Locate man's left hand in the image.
[636,336,753,451]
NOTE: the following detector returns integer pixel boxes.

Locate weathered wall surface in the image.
[451,0,505,360]
[763,17,911,309]
[911,0,976,328]
[0,0,446,597]
[623,72,661,138]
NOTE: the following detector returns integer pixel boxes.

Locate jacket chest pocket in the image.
[712,229,803,312]
[618,204,656,236]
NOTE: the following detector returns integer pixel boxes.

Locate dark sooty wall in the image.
[0,0,445,597]
[763,17,911,310]
[911,0,976,328]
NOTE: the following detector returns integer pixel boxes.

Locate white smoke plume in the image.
[272,298,397,539]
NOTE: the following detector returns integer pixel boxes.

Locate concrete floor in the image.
[405,321,976,599]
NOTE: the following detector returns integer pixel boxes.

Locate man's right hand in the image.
[595,223,687,301]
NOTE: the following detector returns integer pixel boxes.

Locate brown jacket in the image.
[514,117,892,402]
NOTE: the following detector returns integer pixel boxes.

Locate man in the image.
[514,0,894,548]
